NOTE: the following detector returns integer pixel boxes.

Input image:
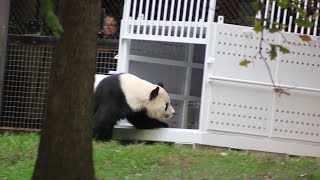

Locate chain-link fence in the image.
[215,0,254,26]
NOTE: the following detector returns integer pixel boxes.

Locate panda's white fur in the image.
[119,73,174,121]
[93,73,175,141]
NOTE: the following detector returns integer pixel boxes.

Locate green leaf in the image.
[245,16,256,22]
[239,59,251,67]
[277,0,290,9]
[253,20,263,33]
[312,12,319,20]
[296,7,307,17]
[278,45,290,54]
[251,1,261,12]
[267,24,280,33]
[295,18,313,28]
[40,0,63,38]
[269,44,277,60]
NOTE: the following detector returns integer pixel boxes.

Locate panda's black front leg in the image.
[127,114,169,129]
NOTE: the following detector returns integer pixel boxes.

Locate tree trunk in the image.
[32,0,100,179]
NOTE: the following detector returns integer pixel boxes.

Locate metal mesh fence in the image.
[1,44,52,130]
[0,43,118,130]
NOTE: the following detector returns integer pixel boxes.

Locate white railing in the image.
[121,0,216,43]
[257,0,320,36]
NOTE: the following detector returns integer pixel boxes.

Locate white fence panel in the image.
[277,33,320,89]
[209,24,277,83]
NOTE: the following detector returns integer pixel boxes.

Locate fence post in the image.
[0,0,10,118]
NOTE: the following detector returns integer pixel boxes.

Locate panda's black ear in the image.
[157,82,164,88]
[150,87,160,100]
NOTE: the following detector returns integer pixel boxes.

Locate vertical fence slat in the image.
[294,0,301,33]
[136,0,144,35]
[155,0,163,35]
[123,0,132,34]
[281,8,288,32]
[130,0,138,34]
[168,0,176,36]
[208,0,216,22]
[149,0,157,35]
[180,0,189,37]
[269,0,276,28]
[313,1,320,35]
[193,0,201,38]
[255,0,262,19]
[263,0,270,27]
[187,0,195,38]
[288,16,293,32]
[300,0,309,34]
[174,0,182,37]
[161,0,169,36]
[275,2,282,29]
[307,16,312,35]
[199,0,208,39]
[143,0,150,35]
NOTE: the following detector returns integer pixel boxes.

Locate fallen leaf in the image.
[239,59,251,67]
[298,34,312,42]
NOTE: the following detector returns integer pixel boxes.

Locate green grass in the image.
[1,133,320,180]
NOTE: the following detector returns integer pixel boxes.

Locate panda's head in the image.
[119,74,175,121]
[146,85,175,121]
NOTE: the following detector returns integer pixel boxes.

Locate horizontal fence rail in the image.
[208,75,320,93]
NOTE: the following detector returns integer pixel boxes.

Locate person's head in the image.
[103,15,118,36]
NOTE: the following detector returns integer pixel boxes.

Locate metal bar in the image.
[168,0,175,36]
[281,9,287,32]
[275,2,282,29]
[149,0,156,35]
[313,1,320,35]
[130,0,138,34]
[269,0,276,28]
[136,0,144,34]
[208,76,320,93]
[199,0,208,38]
[180,0,189,37]
[294,0,301,33]
[263,0,270,27]
[288,16,293,32]
[161,0,169,36]
[181,44,194,128]
[186,0,195,38]
[123,0,132,33]
[155,0,163,35]
[174,0,182,37]
[307,16,312,35]
[0,0,10,120]
[143,0,150,35]
[300,0,309,34]
[208,0,216,22]
[192,0,201,38]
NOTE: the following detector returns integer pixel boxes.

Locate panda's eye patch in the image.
[165,103,168,111]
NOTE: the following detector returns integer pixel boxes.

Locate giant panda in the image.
[93,73,175,141]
